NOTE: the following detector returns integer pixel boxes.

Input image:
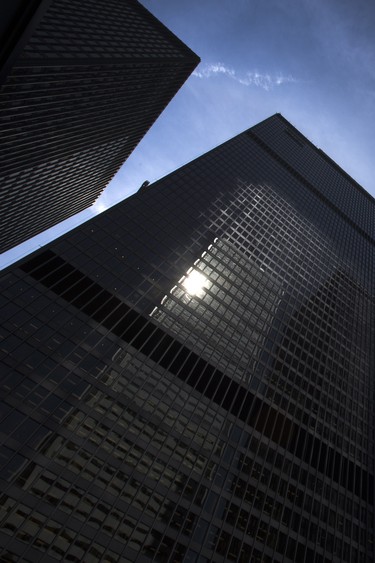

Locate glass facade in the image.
[0,114,373,561]
[0,0,199,252]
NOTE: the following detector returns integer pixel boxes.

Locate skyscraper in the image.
[0,114,373,562]
[0,0,199,253]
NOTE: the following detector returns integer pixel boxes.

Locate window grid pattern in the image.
[251,115,374,240]
[20,0,188,60]
[0,114,373,562]
[0,0,199,252]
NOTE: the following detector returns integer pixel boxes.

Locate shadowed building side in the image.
[0,114,373,561]
[0,0,199,253]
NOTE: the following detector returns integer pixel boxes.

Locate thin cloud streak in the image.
[91,200,109,215]
[193,62,297,91]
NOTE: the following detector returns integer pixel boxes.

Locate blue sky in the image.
[1,0,374,269]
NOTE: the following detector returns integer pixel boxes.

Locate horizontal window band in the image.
[20,250,373,503]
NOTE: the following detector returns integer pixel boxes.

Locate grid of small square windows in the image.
[0,115,373,561]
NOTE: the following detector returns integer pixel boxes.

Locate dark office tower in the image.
[0,114,374,562]
[0,0,199,253]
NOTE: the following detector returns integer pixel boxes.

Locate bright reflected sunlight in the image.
[182,269,207,297]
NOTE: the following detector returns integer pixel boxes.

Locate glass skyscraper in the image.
[0,114,373,562]
[0,0,199,252]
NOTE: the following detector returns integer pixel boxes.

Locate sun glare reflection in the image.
[182,270,207,297]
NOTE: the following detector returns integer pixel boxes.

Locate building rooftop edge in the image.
[135,0,200,64]
[272,113,375,206]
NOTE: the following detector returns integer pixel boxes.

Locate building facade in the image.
[0,0,199,252]
[0,114,374,562]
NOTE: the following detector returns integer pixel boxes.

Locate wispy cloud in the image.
[91,200,109,215]
[193,63,297,91]
[193,63,236,79]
